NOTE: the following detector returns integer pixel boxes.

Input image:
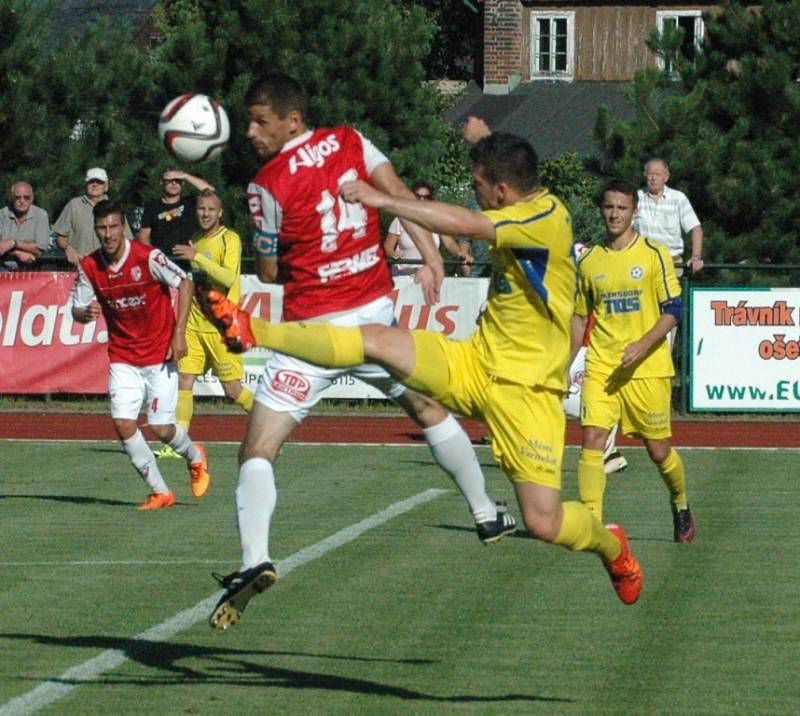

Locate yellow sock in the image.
[577,448,606,521]
[554,501,620,561]
[658,448,688,509]
[250,317,364,367]
[235,387,254,413]
[176,389,193,430]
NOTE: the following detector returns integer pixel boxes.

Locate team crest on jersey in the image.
[271,369,311,402]
[131,266,142,281]
[630,265,644,280]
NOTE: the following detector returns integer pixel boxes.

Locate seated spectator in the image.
[383,182,472,276]
[137,169,213,268]
[0,181,49,270]
[54,167,132,266]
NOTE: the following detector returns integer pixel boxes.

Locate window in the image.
[530,12,575,80]
[656,10,704,74]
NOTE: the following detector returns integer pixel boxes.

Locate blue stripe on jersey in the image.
[494,199,557,230]
[643,237,677,300]
[513,247,550,307]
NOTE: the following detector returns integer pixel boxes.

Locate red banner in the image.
[0,272,109,393]
[2,272,490,396]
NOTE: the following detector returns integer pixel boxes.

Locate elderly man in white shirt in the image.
[634,158,704,275]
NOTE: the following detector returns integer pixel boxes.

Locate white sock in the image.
[604,424,619,460]
[423,414,495,523]
[237,457,277,570]
[168,423,201,464]
[123,430,169,494]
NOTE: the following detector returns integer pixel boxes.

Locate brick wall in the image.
[483,0,524,92]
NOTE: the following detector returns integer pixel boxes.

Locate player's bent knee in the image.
[519,509,560,542]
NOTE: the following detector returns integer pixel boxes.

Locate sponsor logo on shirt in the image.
[288,134,341,174]
[110,295,147,310]
[318,245,380,283]
[271,369,311,402]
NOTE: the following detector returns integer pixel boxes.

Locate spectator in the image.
[634,158,704,274]
[54,167,132,267]
[0,181,49,270]
[383,182,472,276]
[137,169,213,265]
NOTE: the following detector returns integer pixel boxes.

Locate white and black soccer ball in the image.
[158,94,230,162]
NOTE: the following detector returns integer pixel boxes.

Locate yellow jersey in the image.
[475,189,574,390]
[575,233,680,379]
[188,226,242,333]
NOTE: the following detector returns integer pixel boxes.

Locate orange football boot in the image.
[603,523,643,605]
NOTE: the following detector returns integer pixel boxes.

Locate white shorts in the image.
[563,346,587,419]
[109,362,178,425]
[255,295,406,422]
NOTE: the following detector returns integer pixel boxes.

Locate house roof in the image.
[446,81,635,159]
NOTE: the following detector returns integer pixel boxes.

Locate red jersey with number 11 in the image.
[247,126,393,320]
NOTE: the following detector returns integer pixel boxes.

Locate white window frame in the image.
[655,10,704,73]
[530,11,575,81]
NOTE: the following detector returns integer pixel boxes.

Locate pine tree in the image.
[0,0,60,211]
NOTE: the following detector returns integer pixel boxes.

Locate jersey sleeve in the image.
[357,130,390,175]
[574,256,592,317]
[148,248,187,288]
[653,242,682,304]
[70,266,96,308]
[387,217,402,235]
[247,182,281,258]
[192,230,241,289]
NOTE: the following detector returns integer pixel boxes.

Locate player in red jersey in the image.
[207,73,515,630]
[71,200,211,509]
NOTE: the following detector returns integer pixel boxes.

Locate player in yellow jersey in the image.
[572,179,694,542]
[171,189,254,490]
[197,134,643,606]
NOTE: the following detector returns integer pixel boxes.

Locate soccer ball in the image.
[158,94,230,162]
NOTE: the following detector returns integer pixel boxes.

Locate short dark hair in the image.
[245,72,307,119]
[600,179,638,208]
[468,133,539,193]
[93,199,125,223]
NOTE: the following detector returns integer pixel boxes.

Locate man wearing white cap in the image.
[54,167,132,266]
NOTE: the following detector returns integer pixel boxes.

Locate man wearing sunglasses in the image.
[54,167,133,267]
[137,170,212,266]
[0,181,50,270]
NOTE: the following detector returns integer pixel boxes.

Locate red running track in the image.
[0,412,796,447]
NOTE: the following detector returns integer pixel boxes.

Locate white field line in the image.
[0,488,448,716]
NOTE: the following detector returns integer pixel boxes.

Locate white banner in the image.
[194,275,489,399]
[690,287,800,411]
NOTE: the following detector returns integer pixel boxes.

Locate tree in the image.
[595,0,800,275]
[0,0,60,208]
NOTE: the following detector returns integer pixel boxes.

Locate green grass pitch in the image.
[0,441,798,715]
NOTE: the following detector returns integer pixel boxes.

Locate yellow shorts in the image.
[406,330,564,488]
[581,373,672,440]
[178,329,244,382]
